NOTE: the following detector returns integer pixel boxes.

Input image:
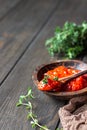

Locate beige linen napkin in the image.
[58,96,87,130]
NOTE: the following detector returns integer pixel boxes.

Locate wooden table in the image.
[0,0,87,130]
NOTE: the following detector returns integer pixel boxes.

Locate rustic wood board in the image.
[0,0,59,84]
[0,0,62,130]
[0,0,21,19]
[0,0,87,130]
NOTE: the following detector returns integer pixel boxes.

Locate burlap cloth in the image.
[58,96,87,130]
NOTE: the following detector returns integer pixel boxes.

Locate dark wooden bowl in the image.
[32,60,87,100]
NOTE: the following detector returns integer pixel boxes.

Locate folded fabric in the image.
[58,96,87,130]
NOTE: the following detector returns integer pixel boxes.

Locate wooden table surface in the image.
[0,0,87,130]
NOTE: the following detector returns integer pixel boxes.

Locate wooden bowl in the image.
[32,60,87,100]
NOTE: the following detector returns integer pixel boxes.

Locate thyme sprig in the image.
[16,87,49,130]
[16,87,63,130]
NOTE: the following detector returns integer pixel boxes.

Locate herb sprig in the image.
[16,87,49,130]
[45,21,87,59]
[16,87,63,130]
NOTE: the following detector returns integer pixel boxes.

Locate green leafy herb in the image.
[16,87,63,130]
[16,87,50,130]
[42,75,49,84]
[45,21,87,59]
[53,76,59,81]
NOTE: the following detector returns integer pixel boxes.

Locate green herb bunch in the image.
[45,21,87,59]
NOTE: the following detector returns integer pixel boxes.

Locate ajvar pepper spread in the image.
[38,66,87,92]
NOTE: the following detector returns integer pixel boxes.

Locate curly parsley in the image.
[45,21,87,59]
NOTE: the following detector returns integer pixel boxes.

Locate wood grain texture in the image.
[0,0,62,130]
[0,0,21,20]
[0,0,87,130]
[0,0,59,84]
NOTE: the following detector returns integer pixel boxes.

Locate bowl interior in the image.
[32,60,87,99]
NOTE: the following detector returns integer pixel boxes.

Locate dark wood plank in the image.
[0,0,59,84]
[0,1,64,129]
[0,0,21,20]
[0,0,87,130]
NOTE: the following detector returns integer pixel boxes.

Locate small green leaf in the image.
[30,121,36,128]
[27,87,35,99]
[16,102,22,107]
[27,112,32,119]
[53,76,59,81]
[42,75,49,84]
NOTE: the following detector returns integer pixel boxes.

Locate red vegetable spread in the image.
[38,66,87,92]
